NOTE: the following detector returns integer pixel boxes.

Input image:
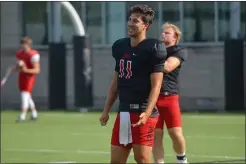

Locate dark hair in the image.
[129,5,155,25]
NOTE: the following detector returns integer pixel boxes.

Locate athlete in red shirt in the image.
[11,37,40,122]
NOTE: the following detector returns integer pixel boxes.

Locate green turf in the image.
[1,111,245,163]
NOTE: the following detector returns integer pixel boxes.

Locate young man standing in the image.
[99,5,167,164]
[152,23,188,164]
[11,37,40,122]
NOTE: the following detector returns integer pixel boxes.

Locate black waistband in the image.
[118,102,159,117]
[160,91,178,96]
[118,103,143,113]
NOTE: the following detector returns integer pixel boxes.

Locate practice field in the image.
[1,111,245,163]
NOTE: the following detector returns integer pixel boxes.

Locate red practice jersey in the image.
[16,49,40,92]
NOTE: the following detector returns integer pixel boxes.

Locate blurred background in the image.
[1,1,246,112]
[1,2,245,163]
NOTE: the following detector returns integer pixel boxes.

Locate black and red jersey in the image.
[161,45,188,95]
[112,38,167,115]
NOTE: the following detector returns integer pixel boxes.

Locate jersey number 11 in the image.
[119,59,132,79]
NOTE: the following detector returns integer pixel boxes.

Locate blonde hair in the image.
[20,36,32,45]
[162,22,182,44]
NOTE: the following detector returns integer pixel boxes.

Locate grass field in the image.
[1,111,245,163]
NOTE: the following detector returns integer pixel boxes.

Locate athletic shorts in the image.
[18,77,35,93]
[156,94,182,129]
[111,112,158,149]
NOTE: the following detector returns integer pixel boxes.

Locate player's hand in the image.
[99,112,109,126]
[132,112,149,127]
[17,60,25,67]
[20,65,28,73]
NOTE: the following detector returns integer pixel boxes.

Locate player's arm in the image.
[100,61,118,125]
[163,49,187,73]
[163,57,181,73]
[102,71,118,114]
[145,42,167,116]
[10,64,20,72]
[145,72,163,116]
[21,54,40,75]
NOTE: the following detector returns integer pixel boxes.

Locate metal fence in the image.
[2,43,245,111]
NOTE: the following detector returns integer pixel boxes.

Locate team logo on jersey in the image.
[122,53,131,59]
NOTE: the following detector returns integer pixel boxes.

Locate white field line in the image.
[9,131,244,140]
[42,113,244,120]
[186,115,245,120]
[48,161,76,163]
[71,133,244,140]
[3,148,245,160]
[41,113,86,117]
[1,159,76,163]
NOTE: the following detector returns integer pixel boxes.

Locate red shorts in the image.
[18,76,35,92]
[111,112,158,149]
[156,94,182,129]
